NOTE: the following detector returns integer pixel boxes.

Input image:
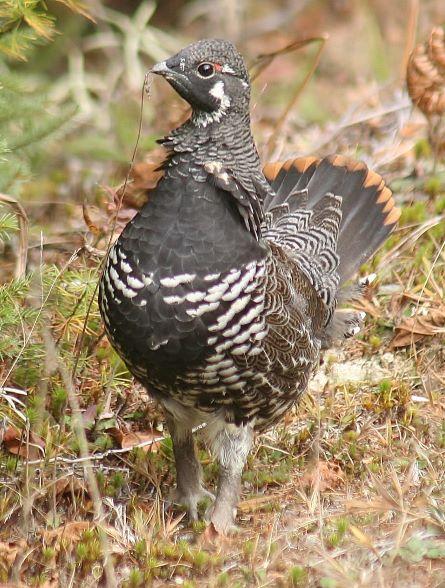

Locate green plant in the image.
[0,71,76,195]
[0,0,91,61]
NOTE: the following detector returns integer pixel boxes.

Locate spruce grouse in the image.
[99,39,400,533]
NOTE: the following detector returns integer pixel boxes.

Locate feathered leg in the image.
[207,423,253,533]
[165,413,214,521]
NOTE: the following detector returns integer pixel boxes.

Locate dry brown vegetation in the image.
[0,1,444,586]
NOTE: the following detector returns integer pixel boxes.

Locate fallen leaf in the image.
[2,426,45,460]
[390,330,425,348]
[300,461,344,492]
[238,495,280,513]
[54,476,87,497]
[103,149,166,235]
[0,540,26,567]
[203,523,220,542]
[43,521,91,544]
[119,430,161,453]
[82,202,103,235]
[391,309,445,348]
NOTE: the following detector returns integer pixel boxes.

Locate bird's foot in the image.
[206,499,239,535]
[168,486,215,521]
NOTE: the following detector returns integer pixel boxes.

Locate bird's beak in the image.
[151,61,171,77]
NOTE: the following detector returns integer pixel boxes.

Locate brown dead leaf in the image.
[119,430,161,453]
[238,495,281,513]
[391,309,445,348]
[2,426,45,460]
[54,476,87,497]
[82,149,166,240]
[125,155,165,197]
[43,521,91,544]
[109,426,161,452]
[0,540,26,567]
[202,523,220,542]
[82,202,104,236]
[104,149,166,235]
[300,460,345,492]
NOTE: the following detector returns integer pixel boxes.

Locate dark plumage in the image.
[99,38,400,532]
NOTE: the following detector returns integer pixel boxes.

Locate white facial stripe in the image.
[221,64,236,74]
[209,80,226,100]
[192,81,231,128]
[209,81,231,110]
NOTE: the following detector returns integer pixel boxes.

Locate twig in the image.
[25,434,168,467]
[399,0,419,83]
[42,327,118,588]
[265,35,328,159]
[250,36,327,83]
[380,215,445,265]
[72,72,151,381]
[0,192,29,278]
[23,421,207,467]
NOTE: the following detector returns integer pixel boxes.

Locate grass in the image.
[1,2,445,587]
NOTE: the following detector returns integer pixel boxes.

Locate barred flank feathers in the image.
[263,155,400,283]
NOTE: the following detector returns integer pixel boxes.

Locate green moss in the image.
[93,433,114,453]
[50,386,67,419]
[368,334,382,350]
[400,201,427,225]
[216,571,230,586]
[324,517,349,549]
[425,176,443,197]
[243,539,256,557]
[414,138,432,159]
[243,462,291,487]
[125,568,144,588]
[434,195,445,214]
[192,549,210,569]
[41,547,55,562]
[288,565,308,587]
[192,519,207,534]
[75,530,102,569]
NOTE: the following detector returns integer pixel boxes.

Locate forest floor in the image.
[1,3,445,587]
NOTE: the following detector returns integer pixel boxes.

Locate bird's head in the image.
[152,39,250,127]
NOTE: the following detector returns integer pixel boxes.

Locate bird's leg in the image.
[165,413,214,521]
[207,423,253,534]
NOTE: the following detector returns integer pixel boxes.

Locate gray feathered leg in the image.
[206,423,253,533]
[165,414,214,521]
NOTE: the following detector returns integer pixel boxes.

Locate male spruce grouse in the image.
[99,39,400,533]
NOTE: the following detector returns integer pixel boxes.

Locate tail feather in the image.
[263,155,400,284]
[263,157,318,210]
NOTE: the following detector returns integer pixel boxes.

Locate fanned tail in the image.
[263,155,400,345]
[263,155,400,284]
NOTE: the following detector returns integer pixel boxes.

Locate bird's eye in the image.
[197,63,215,78]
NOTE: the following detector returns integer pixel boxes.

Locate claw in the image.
[169,486,215,521]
